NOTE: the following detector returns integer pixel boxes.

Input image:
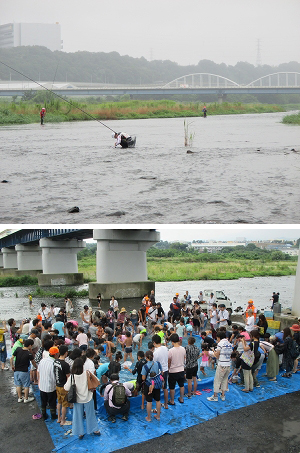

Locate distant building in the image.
[0,23,62,51]
[191,241,246,253]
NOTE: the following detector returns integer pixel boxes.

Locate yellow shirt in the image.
[0,328,5,343]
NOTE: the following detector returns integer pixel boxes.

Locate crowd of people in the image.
[0,290,300,440]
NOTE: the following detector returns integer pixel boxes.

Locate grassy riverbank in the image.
[0,99,285,125]
[77,256,297,282]
[282,111,300,125]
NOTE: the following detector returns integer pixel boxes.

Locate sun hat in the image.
[120,307,127,314]
[175,293,179,296]
[131,309,137,315]
[49,346,59,355]
[248,299,254,304]
[290,324,300,331]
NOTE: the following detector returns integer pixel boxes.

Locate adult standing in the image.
[149,289,155,304]
[207,331,233,402]
[110,296,119,321]
[65,298,73,318]
[11,339,36,403]
[218,304,229,328]
[147,302,158,333]
[244,309,256,333]
[168,333,186,405]
[64,357,100,439]
[39,303,51,326]
[185,337,200,398]
[209,303,218,331]
[38,346,59,420]
[245,299,257,321]
[80,305,92,333]
[170,297,181,323]
[275,327,295,378]
[54,345,72,426]
[152,334,169,409]
[271,292,279,309]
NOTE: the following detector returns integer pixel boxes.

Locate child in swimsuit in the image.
[124,331,134,362]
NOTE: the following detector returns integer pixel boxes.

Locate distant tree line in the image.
[1,46,300,104]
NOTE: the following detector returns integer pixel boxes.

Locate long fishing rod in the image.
[0,60,117,133]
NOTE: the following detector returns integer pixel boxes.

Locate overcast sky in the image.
[1,0,299,67]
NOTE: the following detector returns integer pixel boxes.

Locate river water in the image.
[0,275,295,323]
[1,111,300,224]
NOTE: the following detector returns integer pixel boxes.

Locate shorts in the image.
[14,370,31,388]
[168,371,185,390]
[79,345,87,351]
[193,319,200,327]
[186,365,198,379]
[144,385,161,403]
[125,347,132,353]
[163,371,168,389]
[56,386,70,407]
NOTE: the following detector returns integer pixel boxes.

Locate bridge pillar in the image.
[217,93,227,104]
[15,244,43,271]
[2,247,18,269]
[89,229,160,300]
[292,245,300,316]
[0,251,3,268]
[38,238,85,286]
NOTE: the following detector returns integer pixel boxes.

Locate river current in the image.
[1,111,300,224]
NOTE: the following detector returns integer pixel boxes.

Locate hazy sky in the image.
[1,0,299,67]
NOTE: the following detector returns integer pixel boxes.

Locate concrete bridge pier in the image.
[89,229,160,300]
[14,244,43,277]
[38,238,85,286]
[0,251,3,268]
[217,92,227,104]
[292,245,300,316]
[0,247,18,275]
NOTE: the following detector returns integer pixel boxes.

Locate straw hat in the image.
[290,324,300,331]
[120,307,127,314]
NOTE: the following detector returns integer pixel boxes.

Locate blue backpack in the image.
[144,362,164,389]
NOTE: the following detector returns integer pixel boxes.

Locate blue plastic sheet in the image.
[31,366,300,453]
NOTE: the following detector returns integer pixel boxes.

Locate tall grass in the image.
[282,112,300,125]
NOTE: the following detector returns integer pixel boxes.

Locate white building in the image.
[0,23,62,51]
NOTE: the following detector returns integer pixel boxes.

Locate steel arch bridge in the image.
[163,73,240,89]
[163,72,300,89]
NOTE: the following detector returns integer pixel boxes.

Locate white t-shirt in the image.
[133,334,141,343]
[110,299,119,311]
[210,310,218,325]
[216,338,232,366]
[154,345,169,372]
[83,357,95,373]
[245,316,255,332]
[219,309,229,327]
[148,307,157,321]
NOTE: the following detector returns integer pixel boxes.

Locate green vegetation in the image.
[76,242,298,283]
[0,99,285,125]
[282,111,300,125]
[32,287,89,298]
[0,275,38,287]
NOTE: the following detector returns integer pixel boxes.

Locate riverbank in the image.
[77,256,297,283]
[0,99,285,125]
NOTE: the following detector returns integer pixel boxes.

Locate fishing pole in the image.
[0,60,117,133]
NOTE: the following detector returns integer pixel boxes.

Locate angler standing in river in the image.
[40,107,46,125]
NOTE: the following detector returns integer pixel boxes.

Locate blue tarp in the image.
[31,365,300,453]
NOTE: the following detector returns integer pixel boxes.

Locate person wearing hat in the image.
[130,309,139,333]
[118,308,128,326]
[113,131,133,148]
[38,346,59,419]
[245,299,257,321]
[291,324,300,373]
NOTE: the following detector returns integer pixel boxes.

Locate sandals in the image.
[168,400,175,406]
[161,403,169,409]
[178,397,184,403]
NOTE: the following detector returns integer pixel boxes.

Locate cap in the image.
[248,299,254,304]
[49,346,59,355]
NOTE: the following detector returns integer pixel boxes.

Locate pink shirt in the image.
[168,345,186,373]
[76,332,88,347]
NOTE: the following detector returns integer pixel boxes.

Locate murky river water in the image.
[1,112,299,223]
[0,275,295,323]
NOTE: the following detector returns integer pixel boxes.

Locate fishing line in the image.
[0,60,117,133]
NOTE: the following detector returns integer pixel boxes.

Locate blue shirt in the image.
[53,321,64,337]
[141,360,162,385]
[96,362,110,379]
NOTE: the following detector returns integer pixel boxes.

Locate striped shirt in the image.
[38,356,56,392]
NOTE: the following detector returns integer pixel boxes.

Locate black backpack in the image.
[108,382,127,407]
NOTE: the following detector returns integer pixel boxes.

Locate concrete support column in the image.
[292,245,300,316]
[38,238,85,286]
[0,251,3,268]
[2,247,18,269]
[15,244,42,271]
[89,229,160,299]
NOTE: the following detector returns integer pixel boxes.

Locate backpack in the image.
[144,362,164,389]
[290,340,300,360]
[108,382,127,407]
